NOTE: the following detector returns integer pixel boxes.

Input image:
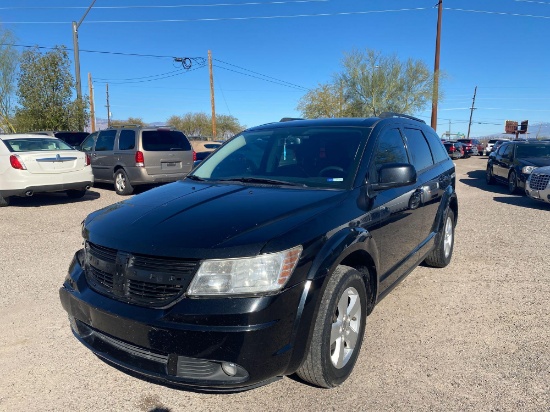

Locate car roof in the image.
[246,114,426,132]
[0,133,62,140]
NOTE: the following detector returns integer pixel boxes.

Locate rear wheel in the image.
[508,170,518,194]
[66,189,87,199]
[0,194,10,207]
[114,169,134,196]
[296,265,367,388]
[424,208,455,268]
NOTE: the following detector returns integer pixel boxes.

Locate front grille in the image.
[529,172,550,191]
[84,241,199,307]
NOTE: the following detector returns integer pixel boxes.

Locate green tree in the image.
[0,26,18,133]
[15,46,89,132]
[298,48,441,118]
[110,116,146,127]
[216,114,244,140]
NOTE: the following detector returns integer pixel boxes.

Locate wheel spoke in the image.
[346,327,359,349]
[330,320,342,344]
[332,336,346,368]
[337,292,348,318]
[347,293,361,319]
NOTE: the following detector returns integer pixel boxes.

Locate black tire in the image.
[114,169,134,196]
[0,194,10,207]
[66,189,87,199]
[508,170,518,194]
[296,265,367,388]
[486,165,495,185]
[424,208,455,268]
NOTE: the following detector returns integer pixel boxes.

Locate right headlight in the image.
[187,246,302,297]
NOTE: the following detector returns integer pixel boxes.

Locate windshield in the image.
[191,126,367,189]
[516,144,550,158]
[2,138,74,152]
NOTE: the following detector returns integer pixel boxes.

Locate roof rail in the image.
[280,117,305,122]
[379,112,426,124]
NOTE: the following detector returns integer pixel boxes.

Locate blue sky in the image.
[1,0,550,137]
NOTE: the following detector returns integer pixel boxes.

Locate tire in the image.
[424,208,455,268]
[508,170,518,194]
[486,165,495,185]
[66,189,87,199]
[0,194,10,207]
[114,169,134,196]
[296,265,367,388]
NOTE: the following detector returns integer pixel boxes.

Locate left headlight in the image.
[187,245,303,297]
[522,166,536,174]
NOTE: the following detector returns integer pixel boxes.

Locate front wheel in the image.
[424,208,455,268]
[486,165,495,185]
[508,170,518,194]
[114,169,134,196]
[296,265,367,388]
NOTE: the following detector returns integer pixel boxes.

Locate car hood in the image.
[518,157,550,168]
[84,180,347,259]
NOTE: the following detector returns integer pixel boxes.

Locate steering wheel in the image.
[319,166,345,177]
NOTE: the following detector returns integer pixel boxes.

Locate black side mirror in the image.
[370,163,417,191]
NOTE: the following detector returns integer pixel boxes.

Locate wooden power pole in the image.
[88,73,96,132]
[106,84,111,128]
[431,0,443,131]
[209,50,217,139]
[467,86,477,139]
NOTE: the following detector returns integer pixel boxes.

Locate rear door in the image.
[92,130,117,181]
[140,129,193,176]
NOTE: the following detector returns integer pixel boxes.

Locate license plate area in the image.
[161,161,181,170]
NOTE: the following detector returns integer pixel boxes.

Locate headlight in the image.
[187,245,302,296]
[522,166,536,174]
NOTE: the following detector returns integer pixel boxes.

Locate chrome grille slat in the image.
[530,173,550,191]
[84,241,199,307]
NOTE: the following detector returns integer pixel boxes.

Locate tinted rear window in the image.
[142,130,191,151]
[55,132,89,146]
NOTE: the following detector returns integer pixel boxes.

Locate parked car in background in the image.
[457,138,480,156]
[525,166,550,205]
[60,113,458,391]
[190,140,223,167]
[486,140,550,193]
[0,134,93,206]
[78,125,194,195]
[27,131,90,148]
[444,141,464,159]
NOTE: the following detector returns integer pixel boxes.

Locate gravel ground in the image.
[0,156,548,412]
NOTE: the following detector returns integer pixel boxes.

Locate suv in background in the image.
[456,138,480,157]
[79,125,194,195]
[27,131,90,148]
[60,113,458,391]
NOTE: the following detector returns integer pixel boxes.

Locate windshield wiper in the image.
[186,175,205,181]
[217,177,306,187]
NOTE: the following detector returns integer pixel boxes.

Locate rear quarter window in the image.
[142,130,191,151]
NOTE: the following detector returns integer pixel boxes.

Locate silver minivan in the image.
[80,126,194,195]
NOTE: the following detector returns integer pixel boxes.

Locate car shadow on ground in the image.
[460,170,549,211]
[8,190,101,208]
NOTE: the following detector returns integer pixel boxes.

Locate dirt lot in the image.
[0,156,548,411]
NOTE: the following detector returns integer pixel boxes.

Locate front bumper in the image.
[59,253,317,391]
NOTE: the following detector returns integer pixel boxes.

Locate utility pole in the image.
[208,50,217,139]
[88,73,96,132]
[467,86,477,139]
[431,0,443,131]
[72,0,97,131]
[106,84,111,128]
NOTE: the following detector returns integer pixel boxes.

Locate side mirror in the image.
[370,163,417,191]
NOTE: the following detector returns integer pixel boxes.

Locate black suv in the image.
[486,140,550,193]
[60,114,458,391]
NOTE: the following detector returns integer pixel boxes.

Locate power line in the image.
[0,1,329,11]
[444,8,550,20]
[213,64,309,91]
[1,8,432,24]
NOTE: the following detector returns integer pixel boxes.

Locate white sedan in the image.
[0,134,94,206]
